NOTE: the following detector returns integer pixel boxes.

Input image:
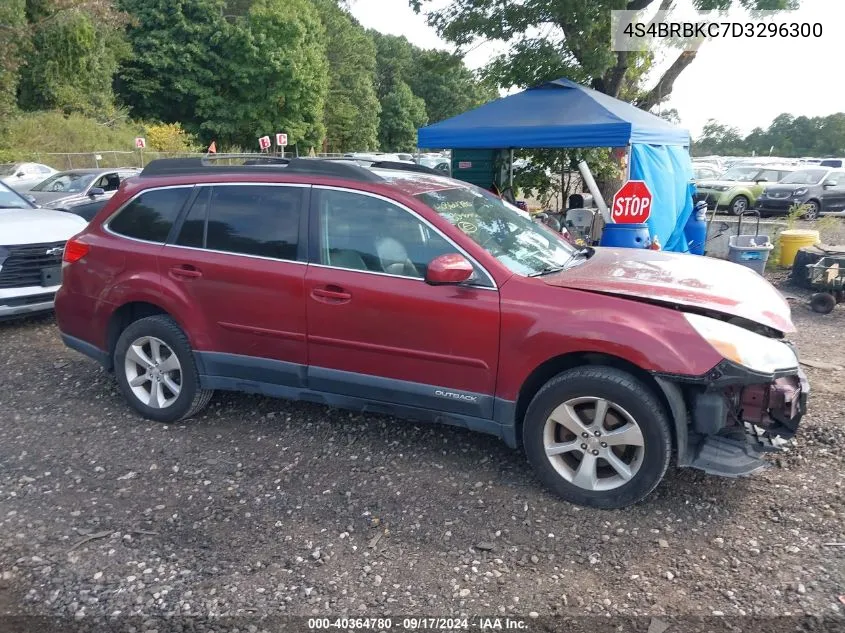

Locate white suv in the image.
[0,180,86,320]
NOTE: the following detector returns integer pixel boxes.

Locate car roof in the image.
[133,157,470,198]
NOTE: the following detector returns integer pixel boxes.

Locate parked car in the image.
[28,168,141,215]
[0,162,57,191]
[757,167,845,218]
[55,157,807,509]
[416,156,451,175]
[819,158,845,168]
[695,164,796,215]
[0,180,87,320]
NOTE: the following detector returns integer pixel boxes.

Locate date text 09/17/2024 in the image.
[307,617,529,630]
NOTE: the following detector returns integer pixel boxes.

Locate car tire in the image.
[728,195,749,216]
[113,315,213,423]
[803,200,820,220]
[523,366,672,509]
[810,292,836,314]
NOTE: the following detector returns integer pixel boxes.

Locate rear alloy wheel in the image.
[114,315,213,423]
[523,366,672,508]
[728,195,749,216]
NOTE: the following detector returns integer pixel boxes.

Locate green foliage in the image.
[145,122,198,152]
[414,0,799,110]
[378,81,427,152]
[694,113,845,157]
[314,0,380,152]
[116,0,228,130]
[0,111,143,158]
[0,0,26,120]
[17,7,128,117]
[407,50,498,124]
[199,0,329,149]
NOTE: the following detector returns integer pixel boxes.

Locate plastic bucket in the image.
[728,235,774,275]
[599,223,650,248]
[779,229,820,267]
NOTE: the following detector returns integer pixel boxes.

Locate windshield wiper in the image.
[529,247,592,277]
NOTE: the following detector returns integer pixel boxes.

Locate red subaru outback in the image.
[55,157,808,508]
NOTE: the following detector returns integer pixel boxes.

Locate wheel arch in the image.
[105,301,178,371]
[512,351,679,453]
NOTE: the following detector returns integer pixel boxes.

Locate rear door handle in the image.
[311,286,351,303]
[170,265,202,279]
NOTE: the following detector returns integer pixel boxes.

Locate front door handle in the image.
[311,285,352,303]
[170,265,202,279]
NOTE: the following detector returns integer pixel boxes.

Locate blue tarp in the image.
[417,78,690,149]
[629,144,695,252]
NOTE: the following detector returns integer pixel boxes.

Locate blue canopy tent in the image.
[417,78,696,252]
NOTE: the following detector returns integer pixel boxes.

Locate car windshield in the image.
[780,169,828,185]
[31,172,96,193]
[415,184,580,277]
[0,164,19,177]
[720,167,760,181]
[0,181,35,209]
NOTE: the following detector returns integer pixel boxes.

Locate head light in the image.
[712,185,731,192]
[793,187,808,197]
[684,313,798,374]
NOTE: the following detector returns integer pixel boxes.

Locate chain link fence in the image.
[7,150,350,170]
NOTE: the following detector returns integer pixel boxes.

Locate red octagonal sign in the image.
[611,180,653,224]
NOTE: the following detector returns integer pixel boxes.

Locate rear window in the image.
[174,184,303,261]
[108,187,192,243]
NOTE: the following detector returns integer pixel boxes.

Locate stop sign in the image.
[611,180,653,224]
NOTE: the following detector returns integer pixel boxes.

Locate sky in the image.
[347,0,843,139]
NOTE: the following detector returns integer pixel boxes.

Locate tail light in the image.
[63,239,89,264]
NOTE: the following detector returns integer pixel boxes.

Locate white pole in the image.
[578,160,610,223]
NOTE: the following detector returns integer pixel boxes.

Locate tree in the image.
[313,0,380,152]
[412,0,799,111]
[116,0,227,128]
[17,4,128,116]
[117,0,329,149]
[654,107,680,125]
[0,0,26,120]
[693,119,744,155]
[378,81,427,152]
[198,0,329,149]
[407,49,497,124]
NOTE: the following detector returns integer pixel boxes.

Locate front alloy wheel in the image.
[543,397,644,492]
[523,366,672,508]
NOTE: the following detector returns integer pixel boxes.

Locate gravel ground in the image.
[1,276,844,626]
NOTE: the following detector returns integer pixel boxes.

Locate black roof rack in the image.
[369,160,443,176]
[139,155,384,183]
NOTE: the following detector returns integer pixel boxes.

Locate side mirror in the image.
[425,253,474,285]
[16,172,25,178]
[24,194,36,204]
[89,187,105,197]
[755,179,768,183]
[823,181,837,188]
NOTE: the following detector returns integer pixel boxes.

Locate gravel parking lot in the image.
[1,279,844,625]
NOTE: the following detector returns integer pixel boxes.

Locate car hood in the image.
[0,208,87,244]
[542,247,795,334]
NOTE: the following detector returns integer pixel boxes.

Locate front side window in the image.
[781,169,829,185]
[175,185,302,261]
[758,170,780,183]
[31,172,96,193]
[315,189,458,280]
[108,187,192,243]
[415,184,579,277]
[720,167,760,181]
[95,173,122,192]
